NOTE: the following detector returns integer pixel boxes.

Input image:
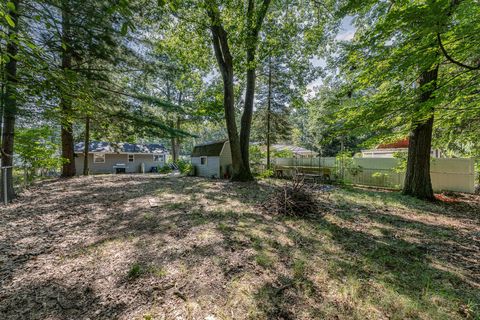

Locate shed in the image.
[191,140,232,178]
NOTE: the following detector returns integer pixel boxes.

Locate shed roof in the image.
[74,142,168,154]
[378,138,409,149]
[191,140,227,157]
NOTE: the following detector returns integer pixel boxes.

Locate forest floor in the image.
[0,175,479,320]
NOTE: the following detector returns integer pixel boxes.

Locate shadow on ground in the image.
[0,175,478,319]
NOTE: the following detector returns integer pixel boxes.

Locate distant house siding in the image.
[192,156,220,178]
[219,141,232,178]
[75,153,165,175]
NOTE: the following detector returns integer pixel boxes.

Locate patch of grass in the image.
[165,202,184,210]
[128,263,167,279]
[293,259,306,280]
[143,212,154,220]
[250,235,263,251]
[217,222,233,233]
[128,263,143,279]
[255,251,273,269]
[147,266,167,278]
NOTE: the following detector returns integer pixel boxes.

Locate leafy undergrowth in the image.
[0,175,479,319]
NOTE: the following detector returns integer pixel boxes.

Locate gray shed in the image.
[74,142,168,175]
[191,140,232,179]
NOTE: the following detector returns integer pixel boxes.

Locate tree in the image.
[15,126,63,182]
[203,0,272,181]
[159,0,328,180]
[59,0,75,177]
[252,5,321,167]
[1,0,20,202]
[326,0,480,200]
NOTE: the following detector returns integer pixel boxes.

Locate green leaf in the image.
[1,55,10,63]
[26,41,37,51]
[6,1,15,11]
[120,22,128,36]
[5,14,15,27]
[61,42,67,51]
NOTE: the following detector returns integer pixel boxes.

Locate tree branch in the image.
[437,33,480,70]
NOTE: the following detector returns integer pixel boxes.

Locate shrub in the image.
[176,159,193,174]
[258,168,274,178]
[158,165,173,174]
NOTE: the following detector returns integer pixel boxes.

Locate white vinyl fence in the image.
[272,157,476,193]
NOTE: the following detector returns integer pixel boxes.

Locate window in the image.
[200,156,207,165]
[93,153,105,163]
[128,154,134,162]
[153,155,164,162]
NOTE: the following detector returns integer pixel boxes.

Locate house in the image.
[361,138,442,158]
[74,142,168,175]
[271,144,318,158]
[191,140,232,178]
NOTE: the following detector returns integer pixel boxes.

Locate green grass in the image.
[128,263,167,280]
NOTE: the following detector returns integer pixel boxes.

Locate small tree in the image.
[15,127,64,183]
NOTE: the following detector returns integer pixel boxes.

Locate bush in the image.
[176,159,193,175]
[158,165,173,174]
[258,168,274,178]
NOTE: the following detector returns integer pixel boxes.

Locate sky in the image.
[307,16,356,94]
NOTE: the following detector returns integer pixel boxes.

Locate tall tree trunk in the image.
[236,0,271,181]
[403,66,438,200]
[237,61,255,181]
[60,2,75,177]
[222,62,246,180]
[206,1,270,182]
[170,94,182,163]
[174,116,181,161]
[170,131,176,163]
[207,21,246,180]
[83,116,90,175]
[1,0,20,203]
[266,56,272,169]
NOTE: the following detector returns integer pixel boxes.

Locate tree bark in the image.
[174,116,181,161]
[60,2,75,177]
[402,66,438,201]
[83,116,90,175]
[1,0,20,203]
[266,56,272,169]
[171,94,182,162]
[206,1,270,181]
[207,11,246,180]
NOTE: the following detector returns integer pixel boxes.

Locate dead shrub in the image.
[262,176,324,217]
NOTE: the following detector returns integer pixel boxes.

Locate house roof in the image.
[377,138,409,149]
[191,140,227,157]
[74,142,168,154]
[271,144,318,156]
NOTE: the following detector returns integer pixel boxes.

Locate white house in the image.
[191,140,232,178]
[74,142,168,174]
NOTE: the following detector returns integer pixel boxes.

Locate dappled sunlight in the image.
[1,175,478,319]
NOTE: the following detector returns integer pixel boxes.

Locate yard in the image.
[0,175,479,319]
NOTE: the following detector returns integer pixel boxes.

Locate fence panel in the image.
[272,157,475,193]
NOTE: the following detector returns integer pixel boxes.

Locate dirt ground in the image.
[0,175,479,320]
